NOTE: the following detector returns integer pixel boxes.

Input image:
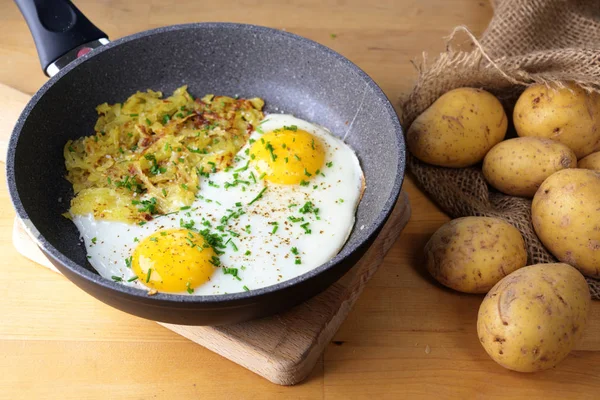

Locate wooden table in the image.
[0,1,598,398]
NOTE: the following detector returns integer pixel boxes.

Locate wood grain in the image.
[0,0,599,398]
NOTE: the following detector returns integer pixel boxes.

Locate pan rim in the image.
[7,22,405,305]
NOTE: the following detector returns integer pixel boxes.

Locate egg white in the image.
[73,114,364,295]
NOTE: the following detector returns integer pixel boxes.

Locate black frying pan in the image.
[7,0,405,325]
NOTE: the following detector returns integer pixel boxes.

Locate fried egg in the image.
[72,114,364,295]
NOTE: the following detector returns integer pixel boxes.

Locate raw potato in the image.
[578,151,600,171]
[513,82,600,159]
[477,263,590,372]
[532,168,600,278]
[425,217,527,293]
[407,87,507,168]
[483,137,576,197]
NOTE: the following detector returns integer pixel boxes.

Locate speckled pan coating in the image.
[6,23,405,325]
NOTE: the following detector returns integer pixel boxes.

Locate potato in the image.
[477,263,590,372]
[578,151,600,171]
[482,137,576,197]
[513,82,600,159]
[425,217,527,293]
[407,87,507,168]
[532,168,600,278]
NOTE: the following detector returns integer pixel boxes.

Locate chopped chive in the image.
[299,180,309,186]
[230,241,239,251]
[288,203,297,208]
[129,113,138,117]
[284,125,298,132]
[91,237,97,245]
[259,172,266,180]
[235,162,250,172]
[311,139,315,150]
[150,237,158,242]
[245,225,251,233]
[86,255,92,259]
[288,216,304,223]
[133,237,139,242]
[248,187,267,205]
[125,256,132,268]
[243,285,250,291]
[180,206,191,210]
[146,268,152,282]
[127,276,138,282]
[162,188,167,196]
[186,281,194,294]
[162,114,170,124]
[107,177,112,185]
[265,142,277,161]
[138,221,146,226]
[326,161,333,168]
[304,168,312,177]
[338,198,345,203]
[145,118,151,125]
[181,183,189,190]
[245,250,251,256]
[300,222,312,234]
[294,154,301,161]
[228,230,240,237]
[270,222,279,234]
[111,276,123,282]
[161,231,168,236]
[295,258,302,265]
[291,247,299,255]
[235,202,242,207]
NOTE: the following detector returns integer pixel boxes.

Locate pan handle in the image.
[14,0,109,77]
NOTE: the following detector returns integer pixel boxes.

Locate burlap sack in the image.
[400,0,600,299]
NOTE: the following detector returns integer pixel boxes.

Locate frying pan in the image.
[7,0,405,325]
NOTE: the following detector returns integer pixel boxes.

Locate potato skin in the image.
[483,137,576,197]
[425,217,527,293]
[532,169,600,278]
[513,83,600,159]
[407,87,507,168]
[477,263,590,372]
[578,151,600,171]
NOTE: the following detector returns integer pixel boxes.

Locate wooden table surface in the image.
[1,1,599,398]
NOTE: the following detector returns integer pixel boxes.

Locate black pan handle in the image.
[15,0,109,77]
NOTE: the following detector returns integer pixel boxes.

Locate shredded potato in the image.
[65,86,264,223]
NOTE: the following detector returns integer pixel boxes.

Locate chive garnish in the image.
[146,268,152,282]
[248,187,267,205]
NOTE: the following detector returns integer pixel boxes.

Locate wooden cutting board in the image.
[0,82,411,385]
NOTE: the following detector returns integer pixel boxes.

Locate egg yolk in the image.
[250,128,325,185]
[131,229,217,293]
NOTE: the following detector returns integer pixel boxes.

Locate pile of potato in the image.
[409,83,597,372]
